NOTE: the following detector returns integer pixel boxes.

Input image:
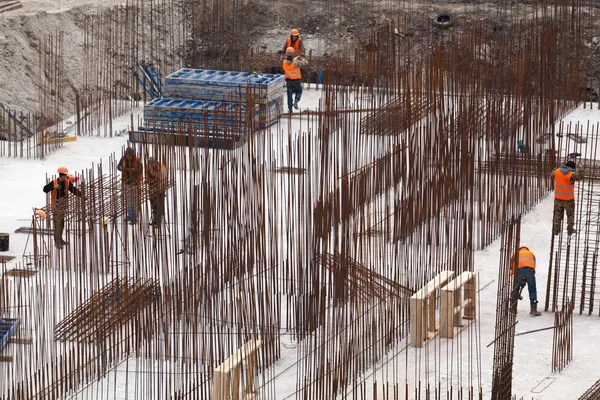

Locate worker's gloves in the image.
[54,185,61,190]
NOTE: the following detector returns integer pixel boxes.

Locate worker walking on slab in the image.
[146,157,167,227]
[118,147,143,224]
[43,166,82,248]
[282,47,307,113]
[279,28,305,56]
[551,160,584,236]
[510,246,541,316]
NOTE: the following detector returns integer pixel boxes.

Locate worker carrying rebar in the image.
[510,245,541,316]
[279,28,305,56]
[43,166,82,249]
[118,147,143,224]
[146,157,167,227]
[282,47,307,113]
[551,160,584,236]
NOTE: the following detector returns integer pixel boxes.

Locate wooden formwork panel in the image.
[441,272,477,339]
[410,270,454,348]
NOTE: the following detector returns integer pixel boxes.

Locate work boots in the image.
[530,301,542,317]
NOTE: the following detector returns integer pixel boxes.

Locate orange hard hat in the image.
[290,29,299,36]
[286,47,295,54]
[35,209,47,219]
[68,175,79,183]
[519,246,529,250]
[57,166,69,174]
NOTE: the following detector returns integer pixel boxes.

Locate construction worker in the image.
[510,245,541,316]
[282,47,307,113]
[279,28,305,56]
[42,166,82,248]
[146,157,167,227]
[117,147,143,224]
[551,160,585,235]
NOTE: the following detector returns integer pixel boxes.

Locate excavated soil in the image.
[0,1,599,115]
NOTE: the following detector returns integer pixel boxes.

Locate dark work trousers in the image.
[123,183,141,222]
[150,191,166,225]
[53,213,65,245]
[513,267,538,304]
[286,79,302,110]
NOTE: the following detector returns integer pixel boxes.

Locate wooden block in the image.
[412,270,454,299]
[441,288,453,338]
[440,272,477,339]
[215,340,263,374]
[410,271,454,348]
[212,340,263,399]
[0,355,13,362]
[232,365,241,400]
[9,337,33,345]
[410,297,424,347]
[212,370,231,399]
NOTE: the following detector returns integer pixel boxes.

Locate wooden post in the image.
[211,339,263,400]
[410,271,454,348]
[441,272,477,338]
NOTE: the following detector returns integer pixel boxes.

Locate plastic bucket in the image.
[0,233,9,252]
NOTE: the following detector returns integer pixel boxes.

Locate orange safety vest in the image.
[282,60,302,80]
[147,163,166,182]
[511,247,536,275]
[286,37,303,54]
[50,178,70,209]
[554,168,574,200]
[120,155,143,185]
[147,162,167,190]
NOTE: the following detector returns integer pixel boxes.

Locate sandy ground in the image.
[5,0,126,15]
[1,1,600,116]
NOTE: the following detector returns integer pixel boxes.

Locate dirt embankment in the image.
[1,1,600,115]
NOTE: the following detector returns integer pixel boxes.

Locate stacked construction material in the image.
[163,69,284,127]
[131,68,285,150]
[0,318,18,351]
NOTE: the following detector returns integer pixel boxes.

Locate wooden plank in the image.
[453,298,472,315]
[0,355,13,362]
[212,340,263,399]
[412,270,454,299]
[441,288,453,338]
[215,340,263,373]
[212,370,231,399]
[4,269,37,277]
[9,337,32,344]
[441,273,477,338]
[245,351,258,396]
[464,275,477,319]
[410,271,454,347]
[444,271,474,291]
[409,297,423,347]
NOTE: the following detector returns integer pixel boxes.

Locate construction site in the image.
[1,0,600,399]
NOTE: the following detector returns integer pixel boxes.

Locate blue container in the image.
[163,68,285,103]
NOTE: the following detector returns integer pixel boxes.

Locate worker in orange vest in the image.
[146,157,168,227]
[551,160,584,235]
[510,245,541,316]
[279,28,305,56]
[118,147,143,224]
[282,47,307,113]
[42,166,82,248]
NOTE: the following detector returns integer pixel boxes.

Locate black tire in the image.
[433,13,454,29]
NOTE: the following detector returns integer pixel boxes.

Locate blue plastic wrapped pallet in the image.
[144,97,282,128]
[144,98,256,125]
[163,69,285,103]
[0,318,18,351]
